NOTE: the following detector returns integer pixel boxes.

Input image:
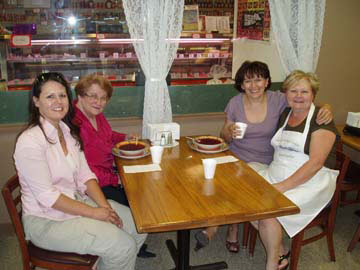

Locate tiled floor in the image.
[1,203,359,270]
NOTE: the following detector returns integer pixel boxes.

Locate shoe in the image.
[194,230,209,251]
[225,240,240,253]
[137,244,156,258]
[278,250,290,270]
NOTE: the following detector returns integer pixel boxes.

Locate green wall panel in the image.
[0,82,282,124]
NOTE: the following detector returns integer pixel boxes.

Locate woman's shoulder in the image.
[311,106,338,135]
[16,126,45,149]
[229,93,244,102]
[266,90,285,103]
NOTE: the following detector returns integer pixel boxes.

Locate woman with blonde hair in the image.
[249,70,339,269]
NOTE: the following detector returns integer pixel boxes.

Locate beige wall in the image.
[1,1,359,224]
[316,0,360,124]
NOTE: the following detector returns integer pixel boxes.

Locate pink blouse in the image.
[73,100,126,187]
[14,118,96,221]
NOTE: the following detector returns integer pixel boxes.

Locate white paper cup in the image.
[150,146,164,164]
[234,122,248,139]
[202,158,217,179]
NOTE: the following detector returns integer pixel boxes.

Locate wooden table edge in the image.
[134,206,300,233]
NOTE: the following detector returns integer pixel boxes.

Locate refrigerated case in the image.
[0,0,234,90]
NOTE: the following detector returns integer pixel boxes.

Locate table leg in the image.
[166,230,228,270]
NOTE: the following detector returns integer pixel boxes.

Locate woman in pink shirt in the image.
[73,74,155,258]
[14,72,147,270]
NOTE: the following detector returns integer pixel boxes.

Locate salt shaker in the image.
[160,134,166,146]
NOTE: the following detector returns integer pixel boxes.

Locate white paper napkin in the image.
[123,164,161,174]
[203,155,239,164]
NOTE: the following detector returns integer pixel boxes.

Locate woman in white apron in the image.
[249,70,339,270]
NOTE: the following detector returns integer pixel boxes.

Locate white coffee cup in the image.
[233,122,248,139]
[202,158,217,179]
[150,146,164,164]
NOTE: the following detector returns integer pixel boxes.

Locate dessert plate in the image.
[187,138,229,154]
[112,148,150,159]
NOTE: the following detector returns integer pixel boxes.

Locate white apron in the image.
[256,103,339,237]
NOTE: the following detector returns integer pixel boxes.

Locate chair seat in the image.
[29,241,98,266]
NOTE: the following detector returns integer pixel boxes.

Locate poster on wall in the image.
[236,0,270,41]
[183,5,199,32]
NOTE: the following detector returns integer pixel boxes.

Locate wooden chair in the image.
[243,151,351,270]
[347,209,360,252]
[336,142,360,206]
[2,175,99,270]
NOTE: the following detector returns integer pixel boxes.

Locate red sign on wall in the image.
[10,35,32,47]
[236,0,270,41]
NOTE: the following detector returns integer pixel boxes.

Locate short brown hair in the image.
[234,61,272,92]
[75,74,113,99]
[282,70,320,96]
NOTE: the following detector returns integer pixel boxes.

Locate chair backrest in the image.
[2,175,31,269]
[329,150,351,224]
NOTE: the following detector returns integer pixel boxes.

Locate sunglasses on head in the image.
[34,72,66,84]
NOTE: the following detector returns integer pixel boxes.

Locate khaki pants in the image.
[23,199,147,270]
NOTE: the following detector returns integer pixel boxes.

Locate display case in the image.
[0,0,234,91]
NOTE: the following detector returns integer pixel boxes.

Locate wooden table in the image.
[337,125,360,151]
[115,137,299,270]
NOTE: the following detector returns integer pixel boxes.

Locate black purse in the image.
[343,125,360,137]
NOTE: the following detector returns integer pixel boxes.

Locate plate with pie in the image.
[113,141,150,159]
[187,136,229,154]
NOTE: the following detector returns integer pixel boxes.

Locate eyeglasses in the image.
[84,93,108,103]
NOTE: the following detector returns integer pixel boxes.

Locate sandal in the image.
[194,230,209,251]
[226,240,240,253]
[278,251,290,270]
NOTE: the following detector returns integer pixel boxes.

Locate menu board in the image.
[236,0,270,41]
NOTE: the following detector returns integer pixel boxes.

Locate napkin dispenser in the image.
[146,122,180,143]
[344,112,360,136]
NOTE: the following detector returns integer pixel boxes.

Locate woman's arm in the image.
[273,129,336,193]
[85,179,110,208]
[52,192,122,228]
[112,130,127,143]
[220,117,245,143]
[220,117,234,143]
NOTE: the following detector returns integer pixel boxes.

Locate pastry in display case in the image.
[0,0,234,90]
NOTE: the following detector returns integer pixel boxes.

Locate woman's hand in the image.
[273,178,290,193]
[126,133,140,141]
[229,123,245,139]
[91,206,123,228]
[316,104,333,125]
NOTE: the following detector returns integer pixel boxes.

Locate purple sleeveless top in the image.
[225,91,287,165]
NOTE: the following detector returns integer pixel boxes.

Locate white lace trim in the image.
[122,0,184,138]
[269,0,326,74]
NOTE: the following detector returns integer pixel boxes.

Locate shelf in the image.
[7,56,139,63]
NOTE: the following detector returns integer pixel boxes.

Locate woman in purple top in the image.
[194,61,332,255]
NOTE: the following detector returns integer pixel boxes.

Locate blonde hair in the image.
[282,70,320,96]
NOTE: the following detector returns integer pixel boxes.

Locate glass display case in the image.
[0,0,234,90]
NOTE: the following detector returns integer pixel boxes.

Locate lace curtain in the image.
[122,0,184,137]
[269,0,326,74]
